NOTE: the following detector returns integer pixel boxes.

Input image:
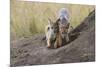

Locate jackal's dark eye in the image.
[48,27,50,30]
[51,27,53,29]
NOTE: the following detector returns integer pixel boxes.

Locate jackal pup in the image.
[45,19,62,48]
[58,8,71,43]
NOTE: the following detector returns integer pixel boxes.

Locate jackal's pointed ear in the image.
[48,18,52,25]
[55,18,60,24]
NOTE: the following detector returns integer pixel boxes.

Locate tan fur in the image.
[45,19,62,48]
[54,32,62,48]
[59,23,70,43]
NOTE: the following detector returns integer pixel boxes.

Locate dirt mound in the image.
[10,10,95,66]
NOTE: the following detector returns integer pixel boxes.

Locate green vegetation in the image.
[11,0,95,40]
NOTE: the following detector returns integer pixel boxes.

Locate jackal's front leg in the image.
[47,39,51,48]
[58,34,62,47]
[54,34,62,48]
[54,39,58,48]
[54,34,59,48]
[65,33,69,43]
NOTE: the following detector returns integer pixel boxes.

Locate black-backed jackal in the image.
[45,19,62,48]
[58,8,71,43]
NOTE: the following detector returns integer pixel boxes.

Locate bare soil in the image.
[10,10,95,67]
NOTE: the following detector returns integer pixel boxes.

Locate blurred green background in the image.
[10,0,95,40]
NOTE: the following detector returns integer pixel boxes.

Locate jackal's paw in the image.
[54,43,59,48]
[47,45,51,48]
[54,45,58,48]
[58,44,62,47]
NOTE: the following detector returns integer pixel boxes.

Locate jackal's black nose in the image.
[62,32,67,34]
